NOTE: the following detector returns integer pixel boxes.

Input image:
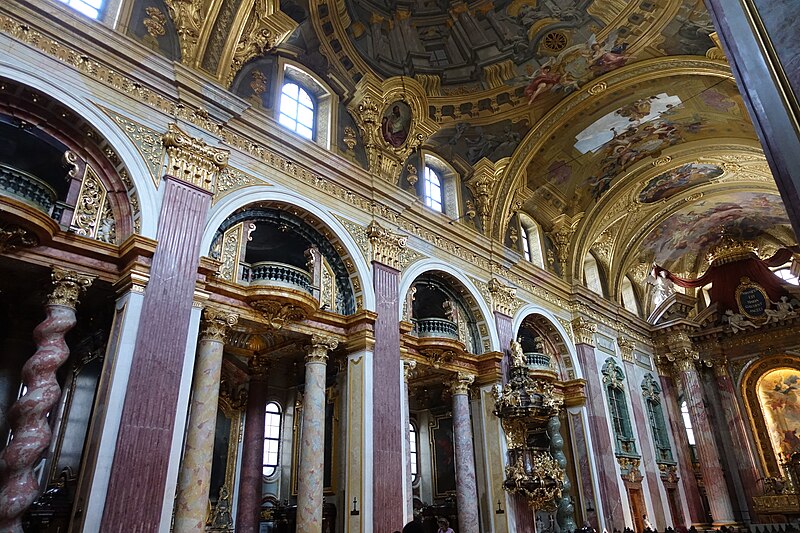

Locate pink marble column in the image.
[101,177,212,531]
[715,363,760,521]
[0,268,93,532]
[572,319,623,529]
[658,372,704,525]
[451,372,479,533]
[403,359,416,520]
[673,351,735,526]
[236,358,269,533]
[297,335,338,533]
[173,308,238,532]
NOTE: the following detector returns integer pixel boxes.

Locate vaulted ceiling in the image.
[121,0,796,299]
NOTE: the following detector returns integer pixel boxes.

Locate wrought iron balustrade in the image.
[0,164,57,214]
[246,261,312,293]
[414,317,459,339]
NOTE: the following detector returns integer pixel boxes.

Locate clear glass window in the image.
[279,83,315,140]
[409,422,419,484]
[423,167,443,212]
[263,401,282,477]
[521,226,531,261]
[680,400,695,446]
[774,267,799,285]
[58,0,103,19]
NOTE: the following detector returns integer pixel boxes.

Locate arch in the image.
[511,304,582,380]
[398,260,499,352]
[201,185,375,312]
[741,354,800,477]
[0,64,159,238]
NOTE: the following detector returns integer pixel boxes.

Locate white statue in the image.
[510,338,526,367]
[725,309,758,332]
[647,267,674,308]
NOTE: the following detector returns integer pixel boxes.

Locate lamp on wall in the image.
[350,497,360,516]
[495,499,505,515]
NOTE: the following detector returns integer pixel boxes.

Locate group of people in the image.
[395,516,453,533]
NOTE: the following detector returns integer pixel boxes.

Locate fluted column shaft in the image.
[0,268,93,533]
[715,364,760,521]
[451,373,479,533]
[236,362,269,533]
[173,309,238,532]
[674,354,735,525]
[296,336,338,533]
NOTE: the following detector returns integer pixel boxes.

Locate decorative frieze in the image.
[162,123,229,193]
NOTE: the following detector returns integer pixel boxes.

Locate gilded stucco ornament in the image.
[200,307,238,342]
[617,336,635,363]
[448,372,475,395]
[347,74,438,185]
[467,158,507,234]
[487,277,520,317]
[48,267,95,309]
[162,0,204,65]
[366,221,408,270]
[162,123,229,193]
[250,300,308,330]
[570,317,597,347]
[0,225,38,254]
[305,334,339,364]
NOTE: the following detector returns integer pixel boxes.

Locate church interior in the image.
[1,0,800,532]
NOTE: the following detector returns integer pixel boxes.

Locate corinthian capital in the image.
[617,336,635,363]
[488,277,519,317]
[48,267,95,309]
[669,347,699,373]
[571,317,597,347]
[449,372,475,395]
[403,359,417,382]
[200,307,238,342]
[162,123,229,193]
[367,221,407,270]
[305,334,339,363]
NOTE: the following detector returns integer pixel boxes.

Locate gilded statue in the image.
[510,338,526,367]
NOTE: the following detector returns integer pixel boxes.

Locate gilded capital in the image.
[305,334,339,363]
[367,221,407,270]
[571,317,597,347]
[711,358,730,378]
[617,336,635,363]
[48,267,95,309]
[162,123,229,193]
[403,359,417,382]
[200,307,238,342]
[669,348,699,373]
[488,277,519,317]
[449,372,475,395]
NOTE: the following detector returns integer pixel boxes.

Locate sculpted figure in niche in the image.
[381,102,411,147]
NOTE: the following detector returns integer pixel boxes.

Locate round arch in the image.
[0,62,159,238]
[202,185,376,312]
[512,304,582,380]
[398,259,500,352]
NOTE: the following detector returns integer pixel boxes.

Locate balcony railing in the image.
[524,352,552,369]
[245,261,312,293]
[0,164,57,214]
[414,317,459,340]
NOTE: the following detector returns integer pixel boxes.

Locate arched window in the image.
[521,226,532,261]
[409,421,419,485]
[602,358,637,456]
[621,276,640,316]
[279,83,315,140]
[58,0,104,19]
[642,374,673,463]
[263,401,282,478]
[423,166,443,212]
[584,254,604,296]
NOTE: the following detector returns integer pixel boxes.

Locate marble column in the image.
[572,318,621,529]
[403,359,417,521]
[368,222,405,532]
[671,348,735,526]
[101,176,214,531]
[173,308,238,532]
[0,268,93,532]
[451,372,479,533]
[236,357,269,533]
[548,413,577,533]
[714,362,760,522]
[657,371,704,525]
[296,335,338,533]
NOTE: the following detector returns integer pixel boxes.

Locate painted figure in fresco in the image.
[524,64,564,104]
[382,104,410,147]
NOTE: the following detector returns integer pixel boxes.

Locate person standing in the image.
[437,518,455,533]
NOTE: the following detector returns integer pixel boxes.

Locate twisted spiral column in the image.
[0,267,94,532]
[548,413,576,533]
[296,335,338,533]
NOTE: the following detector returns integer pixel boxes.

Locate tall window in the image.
[423,167,443,212]
[680,400,695,445]
[602,358,637,456]
[263,401,282,477]
[58,0,103,18]
[409,421,419,484]
[584,254,604,296]
[521,226,532,261]
[621,276,640,316]
[279,83,315,140]
[642,374,673,463]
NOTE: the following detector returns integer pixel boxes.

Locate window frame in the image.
[602,358,638,456]
[423,166,443,213]
[279,82,316,141]
[57,0,105,19]
[276,60,337,150]
[409,420,420,486]
[521,226,532,261]
[262,401,283,479]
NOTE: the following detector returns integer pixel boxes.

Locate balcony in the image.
[525,352,551,370]
[0,164,57,215]
[414,317,459,340]
[244,261,313,294]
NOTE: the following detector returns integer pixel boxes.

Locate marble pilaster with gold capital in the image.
[173,308,238,532]
[0,268,94,532]
[450,373,480,533]
[296,335,338,533]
